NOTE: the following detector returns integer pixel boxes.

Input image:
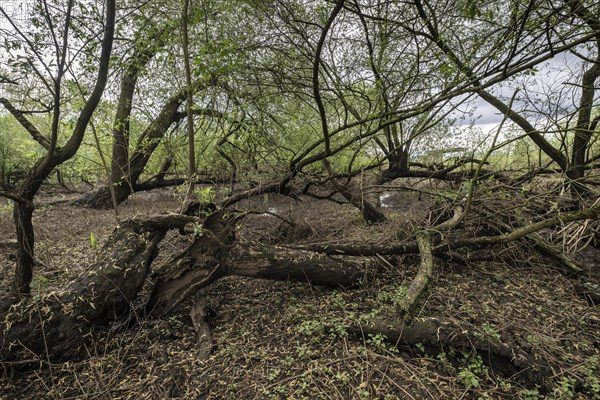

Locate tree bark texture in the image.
[12,202,34,296]
[1,221,166,361]
[1,211,375,362]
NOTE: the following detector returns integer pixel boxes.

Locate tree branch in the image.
[0,97,50,150]
[0,190,32,206]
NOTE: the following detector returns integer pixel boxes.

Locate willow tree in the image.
[407,0,600,195]
[0,0,116,295]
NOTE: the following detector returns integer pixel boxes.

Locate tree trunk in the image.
[323,159,387,224]
[12,202,34,296]
[0,217,178,362]
[226,242,371,287]
[341,317,549,386]
[1,210,375,362]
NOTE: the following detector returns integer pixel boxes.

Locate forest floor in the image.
[0,182,599,399]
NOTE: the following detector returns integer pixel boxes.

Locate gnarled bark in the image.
[145,212,373,319]
[1,208,377,363]
[0,220,169,361]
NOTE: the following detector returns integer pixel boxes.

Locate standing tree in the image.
[181,0,197,203]
[0,0,115,296]
[410,0,600,195]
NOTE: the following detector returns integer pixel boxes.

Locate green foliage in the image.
[458,353,487,389]
[586,358,600,392]
[364,333,399,354]
[193,38,242,79]
[196,186,215,204]
[297,320,324,336]
[479,322,501,342]
[376,285,408,308]
[0,200,13,215]
[458,369,480,388]
[30,276,49,302]
[192,222,203,237]
[0,115,40,185]
[518,387,541,400]
[552,376,576,399]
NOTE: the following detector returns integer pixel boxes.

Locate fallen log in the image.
[341,317,549,386]
[0,206,381,364]
[0,215,196,362]
[226,242,371,287]
[145,237,375,318]
[0,228,165,361]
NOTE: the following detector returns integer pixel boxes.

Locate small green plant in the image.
[328,291,346,309]
[458,369,480,388]
[480,322,501,341]
[196,186,215,204]
[518,387,541,400]
[583,355,600,395]
[281,355,295,368]
[436,351,454,373]
[295,344,315,358]
[297,320,324,336]
[267,368,281,382]
[168,315,183,328]
[90,231,97,248]
[355,384,370,399]
[366,333,398,354]
[552,376,575,399]
[377,285,408,307]
[192,222,203,237]
[30,276,49,301]
[328,321,348,338]
[335,371,350,384]
[458,354,488,389]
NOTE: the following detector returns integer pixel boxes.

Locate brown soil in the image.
[1,184,599,399]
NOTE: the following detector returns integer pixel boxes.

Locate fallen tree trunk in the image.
[296,201,600,257]
[146,238,374,318]
[0,215,197,362]
[341,317,549,386]
[4,199,597,363]
[1,211,377,363]
[226,242,371,287]
[0,226,166,361]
